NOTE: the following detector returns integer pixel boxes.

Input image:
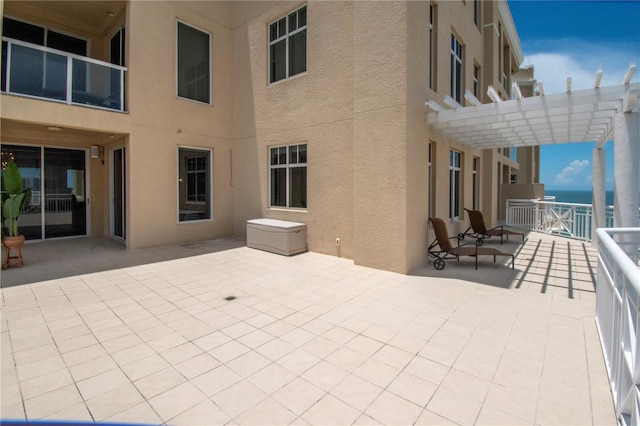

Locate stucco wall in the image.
[125,1,235,248]
[232,1,355,261]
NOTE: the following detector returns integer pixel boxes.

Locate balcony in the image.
[506,198,618,242]
[2,37,127,112]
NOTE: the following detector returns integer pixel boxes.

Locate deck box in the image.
[246,218,307,256]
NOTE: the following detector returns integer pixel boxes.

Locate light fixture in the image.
[443,95,462,109]
[425,99,445,112]
[623,62,637,85]
[107,11,114,17]
[464,90,482,106]
[47,126,62,132]
[487,86,501,103]
[566,76,572,93]
[537,81,545,96]
[91,145,101,159]
[594,69,603,88]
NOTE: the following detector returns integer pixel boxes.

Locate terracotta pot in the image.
[2,234,25,268]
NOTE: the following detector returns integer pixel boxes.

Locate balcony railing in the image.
[595,228,640,426]
[2,37,127,112]
[506,198,617,242]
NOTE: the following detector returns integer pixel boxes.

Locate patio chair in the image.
[428,217,514,270]
[459,208,525,245]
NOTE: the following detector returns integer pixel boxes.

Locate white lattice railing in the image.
[506,198,617,242]
[595,228,640,426]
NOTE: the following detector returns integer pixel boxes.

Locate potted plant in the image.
[2,161,31,268]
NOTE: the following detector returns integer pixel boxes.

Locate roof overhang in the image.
[427,82,639,150]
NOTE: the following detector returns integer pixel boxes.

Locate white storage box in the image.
[246,219,307,256]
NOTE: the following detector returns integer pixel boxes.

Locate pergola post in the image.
[613,111,640,262]
[592,146,607,247]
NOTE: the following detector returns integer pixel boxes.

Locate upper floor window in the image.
[473,64,480,99]
[429,4,437,90]
[270,143,307,208]
[474,0,481,28]
[269,5,307,84]
[450,35,463,104]
[177,21,210,104]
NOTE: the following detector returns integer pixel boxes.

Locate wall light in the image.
[91,145,101,159]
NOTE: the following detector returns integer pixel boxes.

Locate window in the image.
[474,0,481,28]
[270,143,307,208]
[450,35,463,104]
[449,150,461,220]
[428,142,436,218]
[110,26,126,66]
[178,147,211,222]
[473,64,480,99]
[269,5,307,83]
[177,21,210,104]
[429,4,437,90]
[472,157,479,210]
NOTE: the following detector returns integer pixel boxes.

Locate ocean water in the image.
[544,190,614,206]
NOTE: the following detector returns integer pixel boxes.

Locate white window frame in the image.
[450,34,463,104]
[177,146,213,223]
[429,4,437,90]
[428,142,436,219]
[269,5,307,84]
[472,156,479,211]
[473,63,480,99]
[449,150,462,220]
[176,20,212,105]
[269,143,307,209]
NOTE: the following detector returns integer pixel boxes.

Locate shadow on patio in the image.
[413,231,598,299]
[1,237,247,289]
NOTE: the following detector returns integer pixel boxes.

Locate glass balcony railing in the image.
[2,37,127,112]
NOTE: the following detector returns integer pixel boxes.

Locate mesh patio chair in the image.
[459,208,525,245]
[428,217,514,270]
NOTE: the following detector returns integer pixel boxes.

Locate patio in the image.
[1,233,614,425]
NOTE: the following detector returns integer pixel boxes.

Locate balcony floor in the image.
[1,232,614,425]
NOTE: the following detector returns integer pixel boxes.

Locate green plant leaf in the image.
[3,162,23,195]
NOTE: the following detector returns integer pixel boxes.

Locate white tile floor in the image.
[1,234,615,425]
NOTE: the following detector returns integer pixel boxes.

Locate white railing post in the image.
[595,228,640,426]
[506,198,610,242]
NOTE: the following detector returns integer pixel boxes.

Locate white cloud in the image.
[553,159,590,186]
[521,40,638,95]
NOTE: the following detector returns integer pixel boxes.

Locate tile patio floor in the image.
[1,233,615,425]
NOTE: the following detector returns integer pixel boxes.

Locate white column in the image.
[592,146,606,247]
[613,111,640,262]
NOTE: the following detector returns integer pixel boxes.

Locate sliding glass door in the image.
[111,147,126,240]
[44,148,86,238]
[1,144,87,240]
[1,145,42,239]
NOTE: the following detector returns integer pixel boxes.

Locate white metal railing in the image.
[595,228,640,426]
[2,37,127,112]
[506,198,617,242]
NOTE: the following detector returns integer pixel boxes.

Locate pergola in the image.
[426,65,639,247]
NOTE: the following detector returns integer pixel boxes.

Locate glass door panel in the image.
[1,144,42,240]
[112,147,126,240]
[44,148,86,238]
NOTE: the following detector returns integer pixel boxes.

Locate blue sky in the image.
[508,0,640,190]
